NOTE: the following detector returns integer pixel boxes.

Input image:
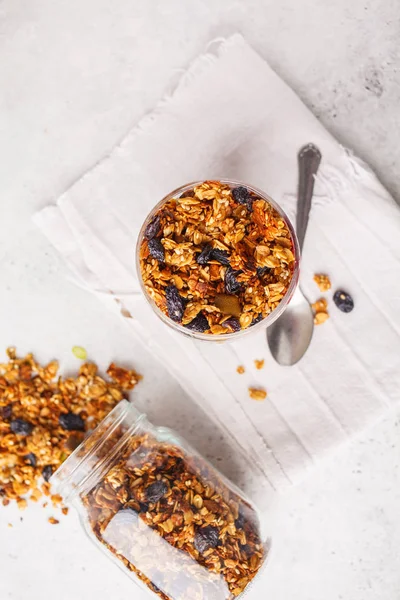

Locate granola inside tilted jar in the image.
[137,180,299,339]
[52,401,268,599]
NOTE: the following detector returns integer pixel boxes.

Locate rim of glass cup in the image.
[136,179,300,342]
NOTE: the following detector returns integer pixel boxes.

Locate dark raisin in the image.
[144,215,161,240]
[240,543,253,559]
[184,312,209,333]
[180,189,195,198]
[232,186,253,211]
[223,317,241,332]
[232,186,249,204]
[211,248,230,266]
[145,480,168,503]
[59,412,85,432]
[10,418,33,436]
[148,238,165,262]
[251,313,264,326]
[165,285,185,322]
[333,290,354,313]
[64,433,84,452]
[225,267,242,294]
[24,453,37,467]
[1,404,12,420]
[150,582,162,595]
[235,511,245,530]
[257,266,271,278]
[42,465,53,482]
[196,244,214,265]
[194,526,220,554]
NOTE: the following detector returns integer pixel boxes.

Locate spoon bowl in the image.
[267,285,314,365]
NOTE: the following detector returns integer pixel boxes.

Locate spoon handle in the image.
[296,143,322,252]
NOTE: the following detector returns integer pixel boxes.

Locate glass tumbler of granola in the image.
[137,180,299,340]
[52,400,269,600]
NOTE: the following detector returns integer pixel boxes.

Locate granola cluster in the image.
[139,181,296,335]
[312,297,330,325]
[0,348,140,513]
[84,432,266,599]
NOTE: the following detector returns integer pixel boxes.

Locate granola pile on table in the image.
[0,348,140,514]
[84,429,266,600]
[139,180,296,336]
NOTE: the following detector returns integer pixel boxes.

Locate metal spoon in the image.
[267,143,322,365]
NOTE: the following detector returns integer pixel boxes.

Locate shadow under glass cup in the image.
[136,180,300,342]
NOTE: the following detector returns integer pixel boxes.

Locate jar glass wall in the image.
[52,401,269,600]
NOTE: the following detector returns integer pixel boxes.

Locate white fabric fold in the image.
[34,35,400,505]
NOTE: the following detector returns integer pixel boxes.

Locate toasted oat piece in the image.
[254,359,265,370]
[236,365,245,374]
[48,517,59,525]
[248,387,267,401]
[314,273,331,292]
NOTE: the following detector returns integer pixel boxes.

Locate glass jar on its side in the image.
[52,401,269,600]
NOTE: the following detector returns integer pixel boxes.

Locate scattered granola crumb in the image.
[72,346,87,360]
[61,507,69,516]
[314,273,331,292]
[8,523,12,528]
[30,488,42,502]
[50,494,63,506]
[0,348,141,516]
[248,387,267,401]
[16,498,27,511]
[254,359,265,370]
[42,502,48,508]
[312,297,329,325]
[236,365,245,374]
[41,483,51,497]
[314,312,329,325]
[48,517,59,525]
[312,298,328,313]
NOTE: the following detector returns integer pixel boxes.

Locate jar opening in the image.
[51,400,145,503]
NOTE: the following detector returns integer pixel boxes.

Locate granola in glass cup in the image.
[137,180,299,341]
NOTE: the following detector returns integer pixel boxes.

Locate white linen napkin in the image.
[34,35,400,507]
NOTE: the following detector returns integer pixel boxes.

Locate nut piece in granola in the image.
[312,297,329,325]
[313,273,331,292]
[139,181,296,336]
[314,312,329,325]
[312,298,328,313]
[248,387,267,401]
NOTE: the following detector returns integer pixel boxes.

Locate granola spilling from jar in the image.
[139,181,296,335]
[0,347,140,512]
[84,433,266,599]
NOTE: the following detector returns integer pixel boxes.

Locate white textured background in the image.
[0,1,399,599]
